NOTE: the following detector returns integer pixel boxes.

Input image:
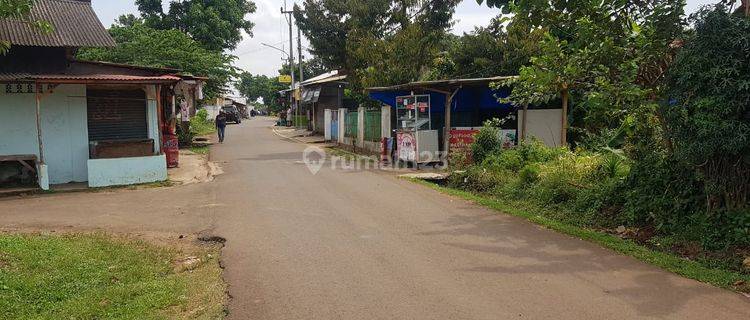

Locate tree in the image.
[278,56,329,81]
[135,0,256,51]
[235,72,287,113]
[77,22,236,99]
[428,16,543,80]
[499,0,686,144]
[0,0,51,54]
[295,0,462,89]
[664,5,750,211]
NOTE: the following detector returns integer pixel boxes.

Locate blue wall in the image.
[0,84,89,184]
[88,155,167,188]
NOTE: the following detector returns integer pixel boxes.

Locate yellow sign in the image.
[278,75,292,84]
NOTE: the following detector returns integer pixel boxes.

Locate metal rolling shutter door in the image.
[87,89,148,141]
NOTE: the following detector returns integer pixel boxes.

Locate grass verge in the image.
[191,119,216,137]
[190,145,210,155]
[0,233,226,319]
[409,178,750,293]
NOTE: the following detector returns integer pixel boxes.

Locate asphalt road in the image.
[1,118,748,319]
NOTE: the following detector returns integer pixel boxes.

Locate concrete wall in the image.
[87,155,167,188]
[0,84,89,185]
[518,109,563,147]
[337,108,346,144]
[381,105,391,139]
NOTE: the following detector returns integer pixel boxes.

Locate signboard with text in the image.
[278,75,292,84]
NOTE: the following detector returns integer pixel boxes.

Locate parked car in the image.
[221,106,242,124]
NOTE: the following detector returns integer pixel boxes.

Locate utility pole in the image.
[298,27,304,83]
[298,25,305,130]
[281,4,296,127]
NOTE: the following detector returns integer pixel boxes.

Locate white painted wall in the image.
[518,109,563,147]
[0,84,89,185]
[88,155,167,188]
[381,105,391,139]
[324,109,332,141]
[337,108,346,144]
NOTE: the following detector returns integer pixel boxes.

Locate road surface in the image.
[1,118,748,319]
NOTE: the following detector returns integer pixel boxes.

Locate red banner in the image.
[449,129,479,151]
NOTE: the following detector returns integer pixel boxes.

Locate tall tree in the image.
[295,0,462,90]
[428,16,543,80]
[135,0,256,51]
[235,72,287,113]
[78,21,236,99]
[499,0,686,142]
[664,5,750,211]
[278,56,329,80]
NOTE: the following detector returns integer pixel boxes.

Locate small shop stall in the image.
[394,94,439,166]
[367,76,566,166]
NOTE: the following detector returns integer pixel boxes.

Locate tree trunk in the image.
[561,88,569,146]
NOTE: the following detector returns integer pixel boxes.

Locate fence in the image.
[293,115,308,128]
[363,109,382,142]
[345,111,358,138]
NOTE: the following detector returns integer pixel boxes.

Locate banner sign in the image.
[397,131,416,162]
[449,128,518,152]
[278,75,292,84]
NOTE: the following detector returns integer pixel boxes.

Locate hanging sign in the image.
[278,75,292,84]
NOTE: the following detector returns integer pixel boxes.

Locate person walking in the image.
[216,110,228,143]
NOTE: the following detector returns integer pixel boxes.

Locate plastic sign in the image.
[278,75,292,84]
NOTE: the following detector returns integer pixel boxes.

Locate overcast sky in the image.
[92,0,717,77]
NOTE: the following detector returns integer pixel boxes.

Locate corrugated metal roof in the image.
[366,76,518,92]
[0,0,115,47]
[0,73,181,84]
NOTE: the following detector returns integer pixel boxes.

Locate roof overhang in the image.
[366,76,517,93]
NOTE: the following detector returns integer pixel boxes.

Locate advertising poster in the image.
[397,131,416,162]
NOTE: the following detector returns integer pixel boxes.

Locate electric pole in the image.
[298,26,304,83]
[281,5,296,126]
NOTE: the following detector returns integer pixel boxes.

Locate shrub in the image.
[518,163,540,186]
[471,125,501,164]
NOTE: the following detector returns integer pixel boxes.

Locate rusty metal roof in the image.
[0,0,115,47]
[0,73,181,84]
[0,60,185,84]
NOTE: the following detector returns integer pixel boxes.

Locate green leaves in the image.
[135,0,257,51]
[235,73,287,113]
[77,23,236,99]
[0,0,53,55]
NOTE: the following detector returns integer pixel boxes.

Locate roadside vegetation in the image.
[0,233,226,319]
[190,110,217,137]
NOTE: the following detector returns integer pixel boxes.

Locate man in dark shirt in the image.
[216,111,228,143]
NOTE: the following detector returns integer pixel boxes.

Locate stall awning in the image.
[301,86,322,104]
[367,84,514,113]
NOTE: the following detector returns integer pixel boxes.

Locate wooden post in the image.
[443,88,460,165]
[34,81,45,164]
[561,88,569,146]
[521,104,528,141]
[156,85,164,155]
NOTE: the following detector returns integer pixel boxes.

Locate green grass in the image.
[409,179,750,293]
[190,146,210,155]
[190,119,216,136]
[0,233,226,319]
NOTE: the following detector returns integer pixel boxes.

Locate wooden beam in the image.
[34,81,45,164]
[443,87,461,164]
[561,88,569,146]
[521,104,528,141]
